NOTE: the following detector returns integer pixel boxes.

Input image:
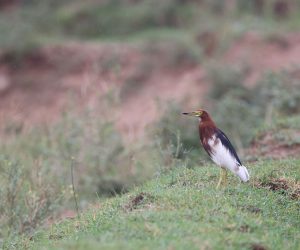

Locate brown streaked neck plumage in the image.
[199,112,217,144]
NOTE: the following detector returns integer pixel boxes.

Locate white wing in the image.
[208,135,249,182]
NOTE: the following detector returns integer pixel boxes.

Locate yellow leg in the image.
[216,168,223,189]
[216,168,227,189]
[223,169,228,187]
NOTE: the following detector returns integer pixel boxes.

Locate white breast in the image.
[208,135,239,173]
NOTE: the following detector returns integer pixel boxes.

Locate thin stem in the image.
[70,157,80,217]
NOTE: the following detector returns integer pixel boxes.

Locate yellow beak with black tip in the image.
[182,111,202,117]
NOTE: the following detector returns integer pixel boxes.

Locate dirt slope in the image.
[0,42,206,139]
[1,33,300,139]
[225,32,300,85]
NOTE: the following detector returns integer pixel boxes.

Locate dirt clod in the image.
[124,192,153,211]
[239,224,250,233]
[290,187,300,200]
[251,243,267,250]
[262,178,289,191]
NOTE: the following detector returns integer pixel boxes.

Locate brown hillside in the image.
[1,33,300,139]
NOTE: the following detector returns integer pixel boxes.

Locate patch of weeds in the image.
[224,223,252,233]
[242,205,262,214]
[151,101,202,157]
[48,234,64,240]
[0,156,67,237]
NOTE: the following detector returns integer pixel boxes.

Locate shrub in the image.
[254,71,300,116]
[207,64,249,99]
[57,0,197,38]
[207,65,300,150]
[150,101,208,167]
[212,94,262,147]
[0,156,66,239]
[0,109,127,240]
[2,100,193,240]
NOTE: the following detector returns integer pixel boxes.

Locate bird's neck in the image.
[199,119,217,141]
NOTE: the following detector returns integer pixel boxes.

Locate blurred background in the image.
[1,0,300,240]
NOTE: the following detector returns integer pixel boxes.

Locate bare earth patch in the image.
[0,42,206,140]
[225,32,300,86]
[250,243,268,250]
[249,130,300,159]
[255,177,300,200]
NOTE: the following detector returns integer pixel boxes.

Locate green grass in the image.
[8,159,299,250]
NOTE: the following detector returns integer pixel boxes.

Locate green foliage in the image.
[213,95,262,146]
[57,0,196,38]
[206,65,300,150]
[0,110,126,240]
[7,158,300,250]
[2,111,131,197]
[150,101,207,164]
[254,71,300,115]
[153,102,198,150]
[204,64,257,149]
[1,0,300,52]
[236,0,263,14]
[0,103,193,240]
[0,156,66,238]
[150,66,300,162]
[0,10,39,54]
[208,64,249,99]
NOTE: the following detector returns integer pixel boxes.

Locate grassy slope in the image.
[11,159,300,250]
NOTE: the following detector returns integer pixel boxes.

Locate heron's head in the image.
[182,109,210,122]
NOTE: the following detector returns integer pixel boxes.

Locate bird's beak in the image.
[182,111,200,117]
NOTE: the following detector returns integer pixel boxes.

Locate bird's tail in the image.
[236,165,250,182]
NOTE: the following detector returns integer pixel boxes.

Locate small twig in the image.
[70,157,80,217]
[175,130,181,159]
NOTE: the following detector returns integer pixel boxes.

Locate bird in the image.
[182,109,249,188]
